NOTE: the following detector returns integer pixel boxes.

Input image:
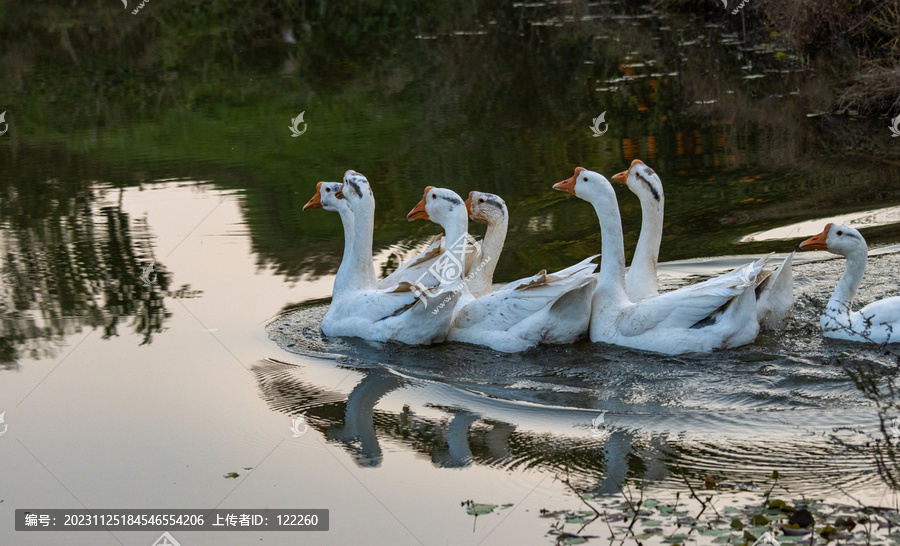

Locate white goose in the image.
[800,224,900,344]
[302,181,358,300]
[611,159,794,330]
[553,167,765,355]
[405,185,476,314]
[441,191,597,352]
[303,172,459,345]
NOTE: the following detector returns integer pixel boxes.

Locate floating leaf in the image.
[223,472,240,479]
[731,518,744,530]
[751,514,769,526]
[788,509,814,528]
[834,517,855,530]
[701,529,733,537]
[466,503,497,516]
[769,499,793,511]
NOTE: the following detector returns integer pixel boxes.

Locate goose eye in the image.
[836,230,843,236]
[583,177,588,181]
[325,188,331,192]
[431,194,436,199]
[478,198,484,203]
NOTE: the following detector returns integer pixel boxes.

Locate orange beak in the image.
[800,223,831,250]
[612,159,644,184]
[465,191,474,216]
[407,186,435,221]
[335,185,345,199]
[553,167,584,194]
[303,182,324,211]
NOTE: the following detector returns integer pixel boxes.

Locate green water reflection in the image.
[1,2,899,356]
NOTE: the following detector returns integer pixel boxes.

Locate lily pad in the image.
[769,499,794,512]
[466,503,497,516]
[701,528,733,537]
[223,472,240,479]
[788,509,814,528]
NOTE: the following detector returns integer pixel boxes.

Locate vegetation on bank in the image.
[755,0,900,113]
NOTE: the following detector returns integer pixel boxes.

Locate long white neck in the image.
[441,214,469,287]
[589,196,628,304]
[468,216,507,297]
[349,200,378,290]
[331,207,357,299]
[626,194,663,301]
[827,245,867,313]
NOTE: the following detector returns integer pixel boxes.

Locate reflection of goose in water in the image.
[432,409,480,468]
[252,358,889,496]
[429,412,520,469]
[326,370,404,468]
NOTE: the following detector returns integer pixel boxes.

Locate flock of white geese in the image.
[302,161,899,354]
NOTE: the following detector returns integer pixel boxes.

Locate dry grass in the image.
[756,0,900,113]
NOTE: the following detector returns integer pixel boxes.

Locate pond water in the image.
[1,2,899,545]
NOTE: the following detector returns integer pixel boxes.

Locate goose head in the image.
[303,182,348,213]
[407,186,469,228]
[465,191,507,226]
[553,166,617,210]
[800,223,868,257]
[611,159,664,207]
[338,169,375,214]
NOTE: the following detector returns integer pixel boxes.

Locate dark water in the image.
[1,2,899,545]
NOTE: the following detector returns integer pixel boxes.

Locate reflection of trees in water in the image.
[5,2,899,283]
[0,148,182,361]
[832,356,900,491]
[252,358,888,495]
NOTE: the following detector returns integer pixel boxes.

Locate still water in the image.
[1,2,899,545]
